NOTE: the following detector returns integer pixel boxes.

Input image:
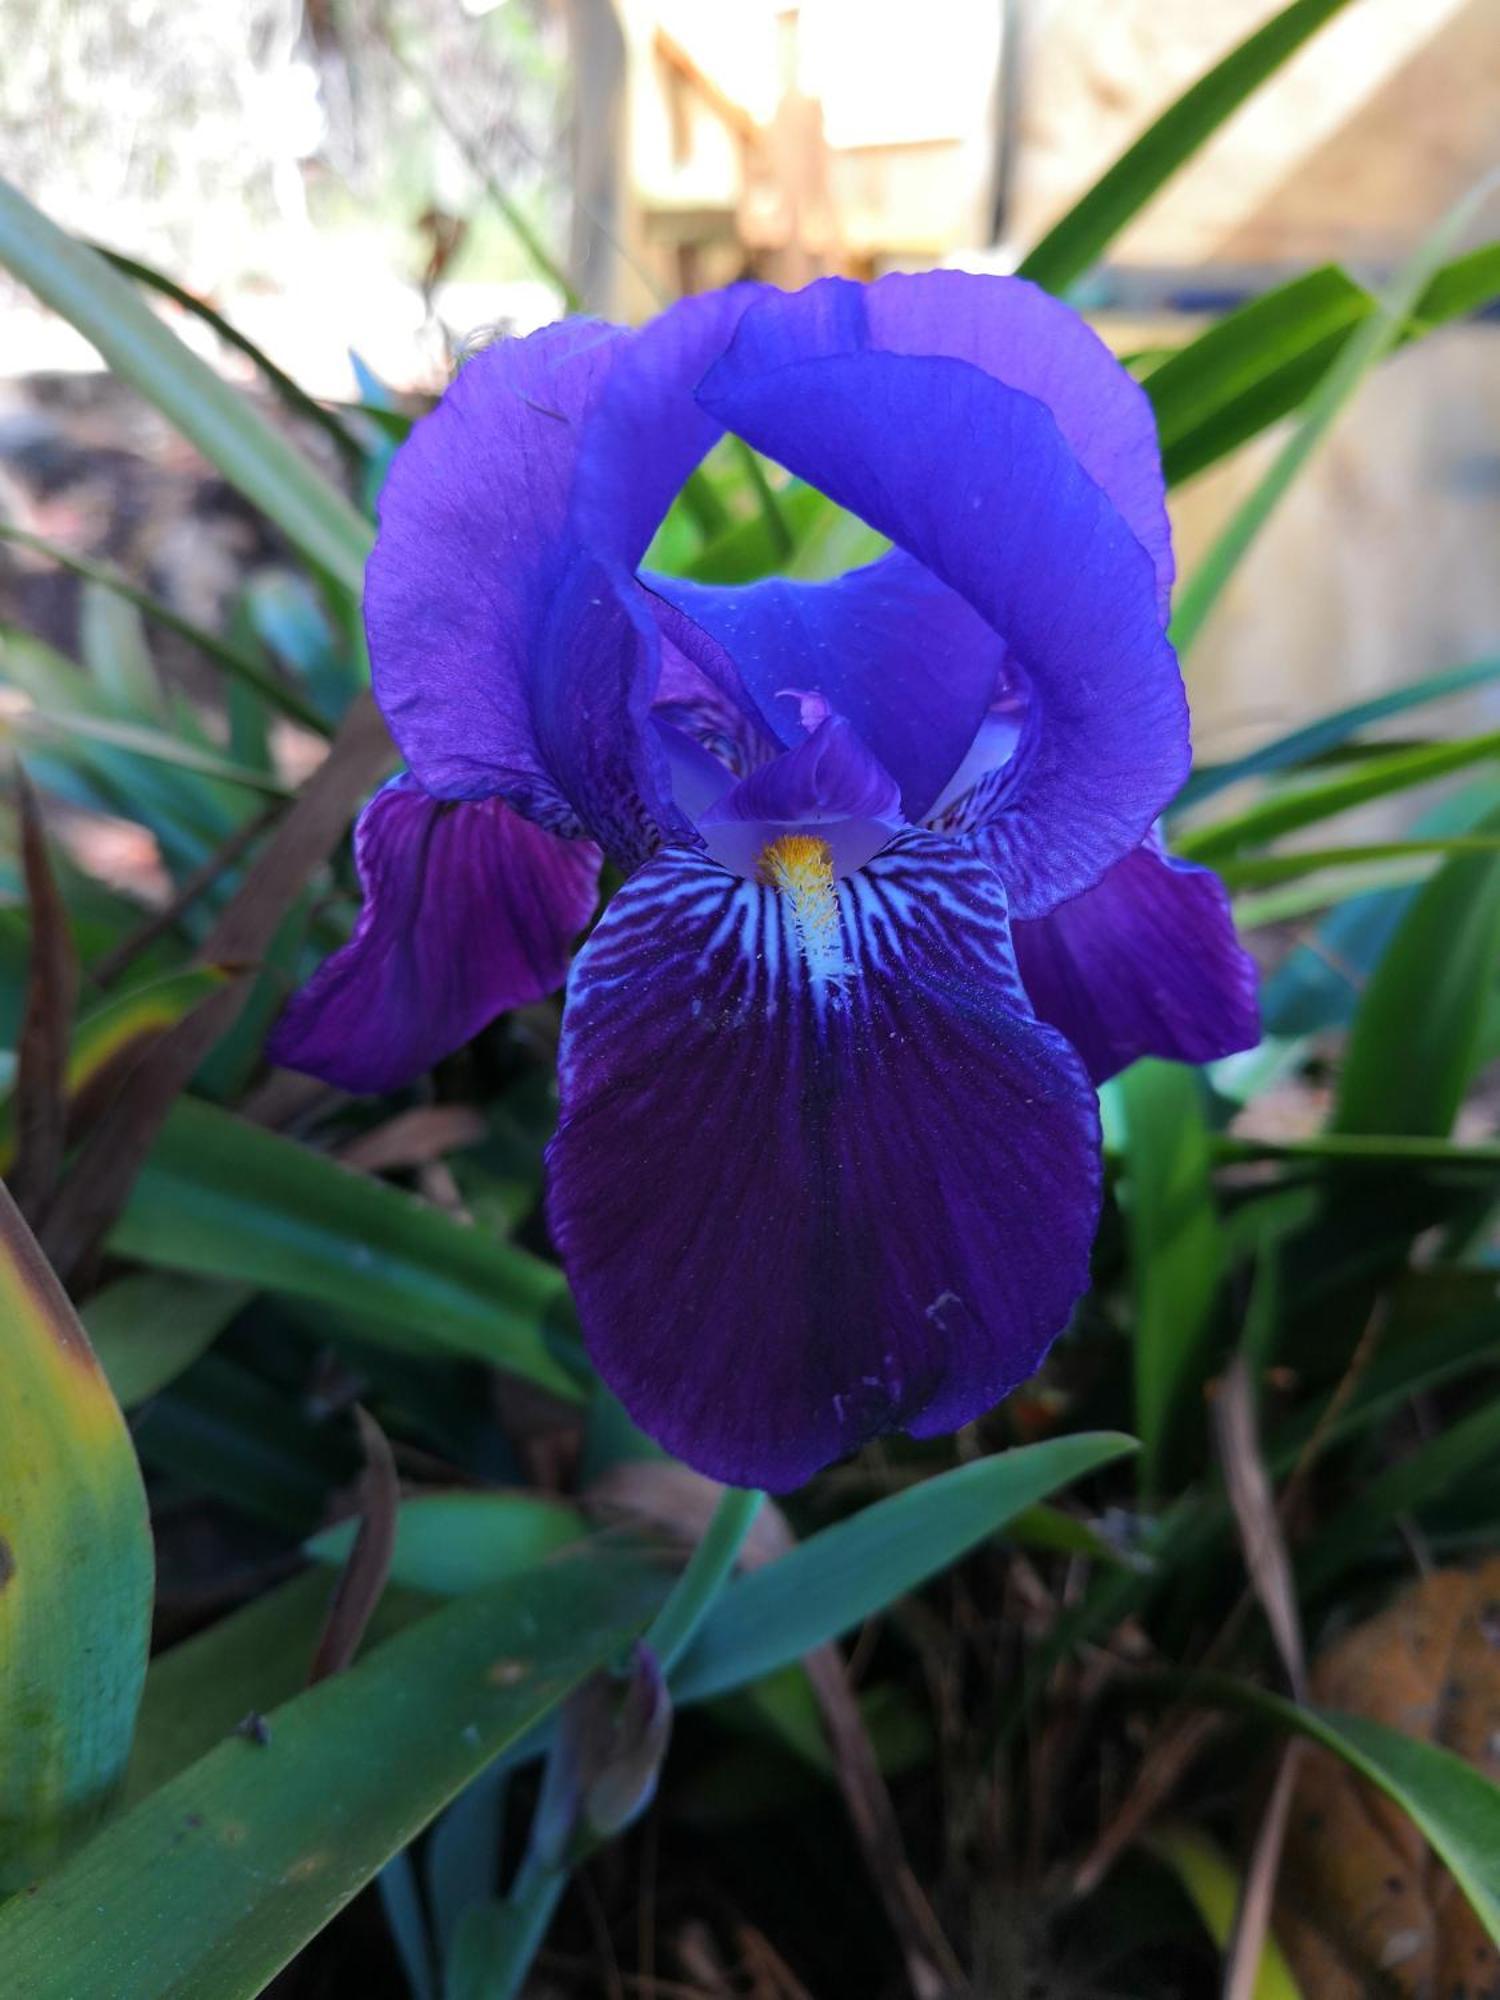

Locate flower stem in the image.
[646,1485,764,1675]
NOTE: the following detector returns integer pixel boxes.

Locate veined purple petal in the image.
[654,717,738,822]
[650,551,1006,824]
[547,830,1101,1490]
[269,775,600,1094]
[698,283,1189,919]
[1013,836,1261,1085]
[528,285,778,863]
[650,595,782,777]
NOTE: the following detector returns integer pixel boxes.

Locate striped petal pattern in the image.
[547,832,1100,1489]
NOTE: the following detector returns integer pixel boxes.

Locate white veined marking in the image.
[758,834,848,989]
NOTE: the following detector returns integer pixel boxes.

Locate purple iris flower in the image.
[271,274,1259,1491]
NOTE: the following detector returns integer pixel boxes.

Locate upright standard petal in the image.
[269,776,600,1095]
[366,319,624,818]
[860,271,1174,617]
[698,283,1189,919]
[1013,837,1261,1085]
[367,289,769,861]
[650,551,1006,824]
[547,831,1101,1490]
[568,282,766,568]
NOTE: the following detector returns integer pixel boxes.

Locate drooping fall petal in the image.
[270,776,599,1094]
[548,832,1100,1489]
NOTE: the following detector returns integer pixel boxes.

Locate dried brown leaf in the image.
[308,1405,400,1684]
[36,692,394,1281]
[1213,1356,1309,2000]
[1275,1559,1500,1999]
[339,1103,487,1175]
[1214,1356,1307,1701]
[586,1461,963,1997]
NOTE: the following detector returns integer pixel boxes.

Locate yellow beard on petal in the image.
[758,832,846,983]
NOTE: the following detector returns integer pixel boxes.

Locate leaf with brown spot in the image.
[1275,1559,1500,1998]
[0,1180,153,1887]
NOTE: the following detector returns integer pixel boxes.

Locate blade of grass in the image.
[9,767,78,1216]
[90,241,365,471]
[0,965,233,1175]
[1171,172,1500,656]
[81,1272,251,1408]
[1147,1827,1304,2000]
[1177,658,1500,811]
[79,583,161,715]
[1178,731,1500,865]
[34,693,395,1282]
[1334,806,1500,1138]
[108,1096,580,1401]
[0,179,371,592]
[306,1493,589,1597]
[1017,0,1360,293]
[124,1572,437,1806]
[0,523,332,734]
[1189,1675,1500,1949]
[0,1547,665,1999]
[673,1434,1136,1703]
[17,707,291,797]
[1214,1131,1500,1171]
[1301,1395,1500,1593]
[1148,245,1500,489]
[1216,835,1500,892]
[1119,1062,1224,1496]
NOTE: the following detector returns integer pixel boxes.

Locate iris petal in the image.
[697,285,1189,919]
[1013,836,1261,1084]
[650,551,1005,823]
[366,319,623,818]
[367,290,771,861]
[547,830,1101,1490]
[698,714,904,878]
[269,775,600,1094]
[860,270,1174,617]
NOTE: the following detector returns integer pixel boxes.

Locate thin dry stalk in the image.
[10,767,79,1218]
[308,1405,400,1683]
[37,693,394,1279]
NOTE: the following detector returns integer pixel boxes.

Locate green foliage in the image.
[1333,812,1500,1139]
[1,16,1499,1996]
[1198,1678,1500,1948]
[1145,246,1500,488]
[306,1493,589,1596]
[1017,0,1361,294]
[673,1435,1138,1701]
[109,1098,579,1397]
[0,1186,152,1888]
[1170,173,1499,655]
[0,181,371,594]
[0,1547,664,1999]
[1118,1063,1223,1493]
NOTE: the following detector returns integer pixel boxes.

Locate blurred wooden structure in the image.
[568,0,1499,316]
